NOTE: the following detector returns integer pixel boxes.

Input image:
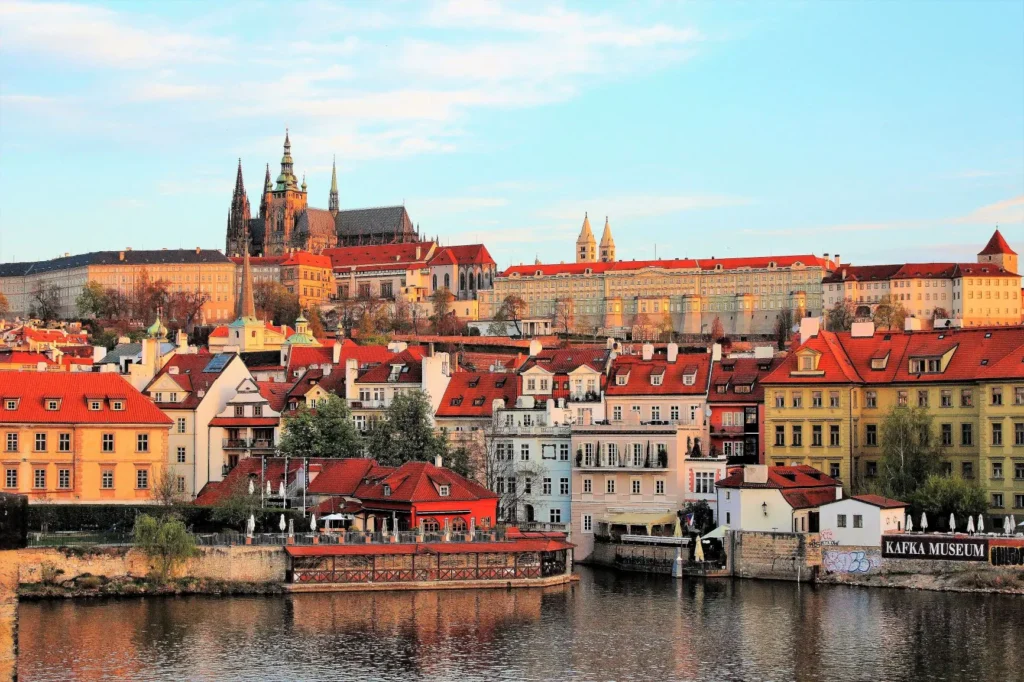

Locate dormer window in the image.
[153,392,163,402]
[88,400,101,411]
[383,484,391,497]
[870,356,888,370]
[683,374,696,386]
[439,484,450,497]
[908,357,941,374]
[45,399,60,411]
[799,356,814,371]
[4,399,18,411]
[450,397,463,406]
[651,374,663,386]
[111,401,124,411]
[735,384,752,394]
[616,373,629,386]
[168,393,177,402]
[473,397,485,406]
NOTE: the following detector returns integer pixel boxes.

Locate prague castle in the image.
[226,131,420,257]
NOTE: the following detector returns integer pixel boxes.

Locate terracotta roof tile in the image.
[0,373,171,425]
[436,372,519,418]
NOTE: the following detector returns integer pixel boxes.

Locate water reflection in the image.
[17,568,1024,682]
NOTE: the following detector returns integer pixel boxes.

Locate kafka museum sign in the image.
[882,535,988,561]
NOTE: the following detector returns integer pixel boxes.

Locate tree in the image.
[387,298,414,334]
[474,420,546,523]
[133,513,197,582]
[910,475,987,532]
[429,287,458,335]
[825,299,856,332]
[30,284,61,322]
[0,291,8,318]
[774,308,794,350]
[254,281,300,326]
[278,396,363,459]
[209,475,263,530]
[496,294,527,337]
[366,390,465,473]
[872,295,908,331]
[552,297,574,342]
[876,406,943,501]
[76,281,109,319]
[152,468,187,507]
[306,305,326,339]
[710,315,725,341]
[932,308,950,325]
[682,500,716,534]
[168,289,211,331]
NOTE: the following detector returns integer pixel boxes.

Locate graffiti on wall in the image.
[823,550,881,574]
[991,545,1024,567]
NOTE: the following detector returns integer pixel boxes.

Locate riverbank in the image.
[819,569,1024,594]
[18,574,283,600]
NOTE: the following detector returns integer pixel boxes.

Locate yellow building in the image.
[281,251,335,310]
[763,321,1024,525]
[0,248,238,323]
[0,372,171,503]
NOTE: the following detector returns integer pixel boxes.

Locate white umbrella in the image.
[310,513,316,532]
[248,478,255,496]
[921,513,928,533]
[279,513,286,532]
[906,515,913,532]
[694,535,705,562]
[380,517,387,534]
[977,515,984,533]
[1012,515,1018,534]
[1006,516,1012,536]
[247,514,255,535]
[266,480,272,496]
[278,481,285,498]
[967,516,975,534]
[674,517,683,538]
[949,513,956,533]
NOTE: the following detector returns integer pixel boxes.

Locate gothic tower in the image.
[329,156,340,215]
[576,212,597,263]
[265,129,309,256]
[225,159,251,257]
[599,216,616,262]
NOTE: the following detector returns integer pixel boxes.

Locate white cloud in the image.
[955,195,1024,225]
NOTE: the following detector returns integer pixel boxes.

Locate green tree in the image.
[306,305,326,339]
[876,406,943,501]
[774,308,794,350]
[278,395,363,459]
[682,500,716,534]
[209,475,263,530]
[133,513,197,582]
[910,475,988,532]
[367,390,464,473]
[872,295,908,330]
[76,281,109,318]
[825,299,856,332]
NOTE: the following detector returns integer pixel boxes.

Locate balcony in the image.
[574,453,669,470]
[567,391,601,403]
[223,438,276,450]
[494,424,572,437]
[350,400,385,409]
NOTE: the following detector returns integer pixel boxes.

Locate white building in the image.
[817,494,907,547]
[208,378,286,480]
[715,464,841,533]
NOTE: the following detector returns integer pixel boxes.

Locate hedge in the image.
[28,504,308,534]
[0,493,28,549]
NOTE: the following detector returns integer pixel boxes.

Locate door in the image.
[808,511,820,533]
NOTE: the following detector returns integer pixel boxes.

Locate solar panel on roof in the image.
[203,354,231,373]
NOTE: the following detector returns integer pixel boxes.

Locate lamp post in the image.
[762,501,768,517]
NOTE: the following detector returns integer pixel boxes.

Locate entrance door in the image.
[525,504,535,523]
[808,511,820,533]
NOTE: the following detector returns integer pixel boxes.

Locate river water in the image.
[17,567,1024,681]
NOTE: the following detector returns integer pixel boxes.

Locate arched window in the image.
[460,273,466,291]
[421,517,440,532]
[469,272,475,289]
[432,274,437,290]
[444,274,450,289]
[451,517,467,532]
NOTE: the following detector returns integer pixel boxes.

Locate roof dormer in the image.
[791,348,825,376]
[870,351,889,371]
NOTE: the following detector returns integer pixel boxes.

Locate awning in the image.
[600,511,678,532]
[703,524,730,541]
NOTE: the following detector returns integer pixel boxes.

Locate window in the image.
[58,433,70,452]
[582,514,593,533]
[176,418,187,433]
[1017,463,1024,480]
[837,514,847,528]
[520,444,530,461]
[651,406,661,422]
[830,463,841,479]
[560,478,569,495]
[775,425,785,447]
[524,477,532,494]
[917,390,929,408]
[812,425,823,447]
[792,425,802,447]
[866,424,878,447]
[853,515,863,529]
[5,469,17,488]
[694,472,715,494]
[45,399,59,411]
[631,479,641,495]
[651,374,663,386]
[792,393,803,408]
[136,470,149,490]
[253,405,263,417]
[941,390,952,408]
[4,400,16,410]
[34,468,46,489]
[137,433,149,452]
[526,378,536,391]
[5,433,18,452]
[897,391,908,406]
[775,393,784,409]
[961,423,973,446]
[993,423,1003,446]
[89,400,101,411]
[438,484,450,497]
[812,391,822,408]
[866,391,877,408]
[111,401,123,411]
[670,406,680,421]
[993,493,1004,508]
[829,392,840,408]
[583,478,592,494]
[543,478,552,495]
[58,469,70,489]
[34,433,46,452]
[101,469,114,489]
[606,478,616,494]
[941,424,952,446]
[992,387,1004,406]
[656,479,665,495]
[234,405,244,418]
[1016,387,1024,406]
[962,461,974,479]
[177,477,186,493]
[866,461,878,477]
[993,462,1004,479]
[542,444,557,460]
[961,389,973,407]
[830,424,840,447]
[612,406,622,421]
[549,509,562,523]
[177,446,186,463]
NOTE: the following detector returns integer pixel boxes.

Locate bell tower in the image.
[576,213,597,263]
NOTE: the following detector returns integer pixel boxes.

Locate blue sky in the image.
[1,0,1022,268]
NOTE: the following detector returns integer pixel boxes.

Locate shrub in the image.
[133,514,198,582]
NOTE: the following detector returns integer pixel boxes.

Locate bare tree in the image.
[478,418,547,523]
[552,297,574,343]
[497,295,527,337]
[153,467,187,507]
[30,284,61,322]
[168,289,211,331]
[774,307,794,350]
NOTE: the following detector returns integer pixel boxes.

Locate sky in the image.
[1,0,1022,269]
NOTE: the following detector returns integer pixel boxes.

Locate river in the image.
[16,567,1024,681]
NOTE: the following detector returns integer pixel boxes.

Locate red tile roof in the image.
[428,244,496,267]
[606,352,712,396]
[823,260,1017,283]
[355,461,498,503]
[782,488,840,510]
[194,457,334,505]
[282,252,332,268]
[0,351,57,366]
[0,373,171,425]
[355,348,425,384]
[979,229,1016,256]
[436,372,519,418]
[258,381,293,412]
[324,242,436,271]
[518,348,609,375]
[502,254,833,278]
[145,353,239,409]
[209,321,293,339]
[306,458,379,495]
[708,356,784,403]
[849,494,907,509]
[288,345,334,372]
[715,465,842,489]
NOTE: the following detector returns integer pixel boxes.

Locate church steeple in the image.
[238,235,256,321]
[328,155,339,214]
[275,128,298,190]
[225,158,251,257]
[264,163,272,192]
[599,216,616,262]
[575,212,597,263]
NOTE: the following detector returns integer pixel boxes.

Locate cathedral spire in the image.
[233,158,245,195]
[238,233,256,320]
[276,128,297,190]
[264,163,272,192]
[329,155,339,214]
[226,158,252,257]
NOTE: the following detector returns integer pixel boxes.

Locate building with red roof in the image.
[763,321,1024,526]
[0,373,171,503]
[343,343,452,431]
[708,351,786,465]
[715,464,842,533]
[818,493,907,547]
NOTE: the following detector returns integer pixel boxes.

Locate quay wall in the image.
[729,531,821,582]
[589,540,678,575]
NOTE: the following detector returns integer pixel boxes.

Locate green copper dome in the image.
[147,317,167,339]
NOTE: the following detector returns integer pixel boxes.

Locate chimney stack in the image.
[641,343,654,361]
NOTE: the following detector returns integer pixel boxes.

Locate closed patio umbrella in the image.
[247,514,255,536]
[921,513,928,532]
[248,479,255,495]
[949,513,956,533]
[967,516,975,534]
[266,480,272,496]
[278,481,285,498]
[1012,515,1018,534]
[977,515,984,533]
[310,513,316,532]
[674,517,683,538]
[694,535,705,562]
[1006,516,1012,535]
[906,515,913,532]
[279,514,286,533]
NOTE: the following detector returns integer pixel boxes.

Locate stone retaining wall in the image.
[729,531,821,582]
[589,541,680,574]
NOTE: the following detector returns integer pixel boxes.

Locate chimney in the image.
[434,455,443,468]
[641,343,654,361]
[323,364,332,376]
[119,252,125,262]
[176,329,188,352]
[711,343,722,363]
[416,246,422,259]
[528,339,542,357]
[754,345,774,359]
[345,358,359,400]
[851,321,875,338]
[332,340,341,364]
[799,317,820,345]
[196,247,201,254]
[744,464,768,484]
[666,343,679,363]
[904,317,922,332]
[834,253,841,266]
